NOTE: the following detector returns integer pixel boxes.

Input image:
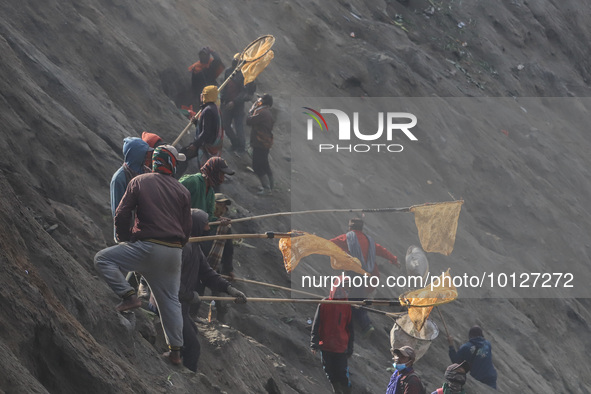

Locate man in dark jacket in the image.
[178,85,223,177]
[386,346,425,394]
[246,93,275,194]
[188,47,224,108]
[311,278,354,394]
[220,54,256,154]
[448,325,497,389]
[94,145,192,366]
[330,217,400,338]
[179,209,246,372]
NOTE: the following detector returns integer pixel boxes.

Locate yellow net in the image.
[240,35,275,62]
[399,269,457,331]
[242,50,274,85]
[278,231,369,275]
[410,200,464,256]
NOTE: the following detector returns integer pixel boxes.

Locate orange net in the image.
[410,200,463,256]
[278,231,369,275]
[399,269,457,331]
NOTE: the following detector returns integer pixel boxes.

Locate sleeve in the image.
[180,191,192,246]
[346,308,354,356]
[114,180,138,242]
[310,304,322,350]
[199,251,231,293]
[375,242,397,262]
[449,342,470,363]
[206,191,216,222]
[329,234,349,252]
[220,237,234,275]
[110,172,126,218]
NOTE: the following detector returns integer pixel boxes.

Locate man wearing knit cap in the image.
[178,85,224,177]
[94,145,192,366]
[386,346,425,393]
[448,325,498,389]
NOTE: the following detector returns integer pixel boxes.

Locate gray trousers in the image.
[94,240,183,348]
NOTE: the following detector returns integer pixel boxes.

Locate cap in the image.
[215,193,232,205]
[160,145,186,162]
[219,158,235,175]
[446,360,470,374]
[142,131,163,149]
[258,93,273,107]
[393,346,416,362]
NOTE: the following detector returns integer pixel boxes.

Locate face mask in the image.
[392,363,406,371]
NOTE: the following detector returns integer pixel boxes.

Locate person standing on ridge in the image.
[246,93,275,194]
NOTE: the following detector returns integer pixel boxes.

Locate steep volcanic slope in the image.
[0,0,590,393]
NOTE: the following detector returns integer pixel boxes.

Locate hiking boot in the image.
[137,283,150,299]
[162,350,182,365]
[116,294,141,312]
[361,325,375,339]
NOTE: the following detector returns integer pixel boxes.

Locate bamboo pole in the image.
[200,296,401,306]
[222,275,402,318]
[189,231,298,243]
[209,207,410,226]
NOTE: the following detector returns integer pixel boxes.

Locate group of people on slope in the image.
[182,46,276,194]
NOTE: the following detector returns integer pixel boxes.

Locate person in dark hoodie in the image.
[179,209,247,372]
[310,277,354,394]
[448,325,497,389]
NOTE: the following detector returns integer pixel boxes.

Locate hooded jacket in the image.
[178,209,230,303]
[449,336,497,386]
[310,286,354,355]
[110,137,151,217]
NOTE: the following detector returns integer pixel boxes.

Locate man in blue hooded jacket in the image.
[448,325,497,389]
[110,137,152,221]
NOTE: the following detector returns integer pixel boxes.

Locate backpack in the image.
[400,371,427,394]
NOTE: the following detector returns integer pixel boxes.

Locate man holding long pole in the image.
[330,217,401,338]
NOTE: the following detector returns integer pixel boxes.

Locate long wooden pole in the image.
[223,275,401,318]
[189,231,298,243]
[200,296,401,306]
[209,207,411,226]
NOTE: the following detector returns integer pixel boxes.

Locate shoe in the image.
[162,350,182,365]
[137,283,150,299]
[116,295,141,312]
[257,187,272,195]
[361,325,375,339]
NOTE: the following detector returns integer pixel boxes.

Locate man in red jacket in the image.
[310,277,354,394]
[330,217,400,338]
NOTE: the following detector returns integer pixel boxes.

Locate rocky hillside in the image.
[1,0,590,393]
